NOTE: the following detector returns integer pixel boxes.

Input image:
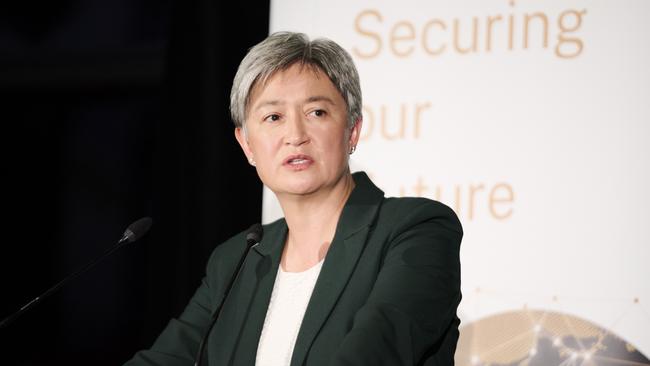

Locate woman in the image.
[125,32,462,366]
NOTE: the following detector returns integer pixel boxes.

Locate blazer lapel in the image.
[290,172,384,366]
[213,220,287,365]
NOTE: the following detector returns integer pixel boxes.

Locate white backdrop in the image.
[265,0,650,363]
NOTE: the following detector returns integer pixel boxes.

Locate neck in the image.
[276,173,355,271]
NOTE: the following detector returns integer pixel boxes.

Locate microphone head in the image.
[245,223,263,246]
[123,217,153,243]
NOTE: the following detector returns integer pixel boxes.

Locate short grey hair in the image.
[230,31,362,129]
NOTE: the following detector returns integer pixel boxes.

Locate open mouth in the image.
[284,154,313,167]
[288,158,309,165]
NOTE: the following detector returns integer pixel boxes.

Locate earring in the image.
[349,145,356,155]
[249,157,256,166]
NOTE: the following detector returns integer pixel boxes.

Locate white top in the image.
[255,259,324,366]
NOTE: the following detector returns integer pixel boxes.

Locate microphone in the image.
[0,217,153,330]
[121,216,153,243]
[194,223,264,366]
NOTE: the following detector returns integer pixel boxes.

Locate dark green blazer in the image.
[125,172,462,365]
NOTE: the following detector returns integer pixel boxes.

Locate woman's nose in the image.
[284,114,309,146]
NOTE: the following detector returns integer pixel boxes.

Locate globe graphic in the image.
[456,309,649,366]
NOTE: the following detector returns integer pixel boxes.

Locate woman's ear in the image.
[349,117,363,148]
[234,127,254,164]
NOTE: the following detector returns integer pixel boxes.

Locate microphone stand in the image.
[194,224,262,366]
[0,217,152,330]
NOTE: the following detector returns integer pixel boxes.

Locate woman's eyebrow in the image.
[253,96,336,111]
[304,96,336,105]
[253,99,284,111]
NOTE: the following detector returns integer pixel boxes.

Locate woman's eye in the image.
[311,109,326,117]
[264,114,280,122]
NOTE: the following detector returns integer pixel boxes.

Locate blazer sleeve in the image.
[123,244,227,366]
[330,199,463,366]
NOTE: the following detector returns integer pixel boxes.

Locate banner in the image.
[267,1,650,363]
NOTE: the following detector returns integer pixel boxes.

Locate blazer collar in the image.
[332,171,385,239]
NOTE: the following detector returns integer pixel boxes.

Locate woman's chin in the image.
[279,183,320,197]
[270,177,324,197]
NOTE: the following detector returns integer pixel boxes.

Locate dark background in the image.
[1,1,269,364]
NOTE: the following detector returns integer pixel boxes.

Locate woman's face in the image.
[235,63,361,198]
